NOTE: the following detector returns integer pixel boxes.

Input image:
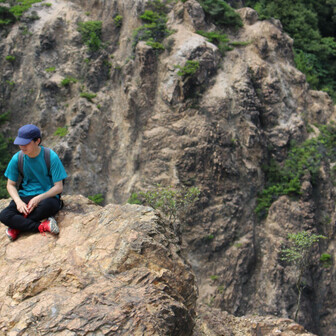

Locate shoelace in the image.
[38,221,49,236]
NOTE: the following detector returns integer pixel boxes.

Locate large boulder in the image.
[0,195,197,335]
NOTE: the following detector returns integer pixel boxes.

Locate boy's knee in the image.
[0,208,9,224]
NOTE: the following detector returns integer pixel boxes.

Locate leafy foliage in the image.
[128,185,200,224]
[256,123,336,217]
[54,127,68,137]
[9,0,42,18]
[77,21,102,51]
[245,0,336,102]
[133,1,174,52]
[5,55,15,62]
[60,76,77,87]
[320,252,332,268]
[114,14,122,28]
[197,0,243,29]
[88,193,104,205]
[45,66,55,73]
[0,112,11,199]
[176,60,200,77]
[196,30,232,55]
[281,231,326,321]
[80,92,97,102]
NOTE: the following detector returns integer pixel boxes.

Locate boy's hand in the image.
[16,200,29,216]
[27,195,42,213]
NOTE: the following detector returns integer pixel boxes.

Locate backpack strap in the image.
[43,147,51,176]
[18,150,24,177]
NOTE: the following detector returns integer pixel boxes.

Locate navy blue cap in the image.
[14,124,41,145]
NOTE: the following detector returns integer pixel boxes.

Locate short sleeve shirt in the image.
[4,146,67,197]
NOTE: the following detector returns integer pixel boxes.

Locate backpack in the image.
[18,147,64,209]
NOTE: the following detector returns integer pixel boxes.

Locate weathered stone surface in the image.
[194,305,317,336]
[0,196,196,335]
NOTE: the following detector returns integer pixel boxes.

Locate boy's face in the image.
[19,139,41,157]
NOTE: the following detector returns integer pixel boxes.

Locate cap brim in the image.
[14,137,32,145]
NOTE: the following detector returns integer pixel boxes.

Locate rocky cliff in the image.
[1,0,336,335]
[0,196,316,336]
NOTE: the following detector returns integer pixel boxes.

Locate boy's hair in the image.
[33,137,42,145]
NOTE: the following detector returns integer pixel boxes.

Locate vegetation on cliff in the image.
[281,231,327,321]
[0,112,10,198]
[245,0,336,102]
[256,123,336,217]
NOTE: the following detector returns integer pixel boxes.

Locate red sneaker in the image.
[38,217,59,235]
[6,228,20,241]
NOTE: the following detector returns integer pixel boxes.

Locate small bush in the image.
[80,92,97,102]
[54,127,68,137]
[176,60,200,77]
[320,253,332,268]
[198,0,243,29]
[114,14,122,28]
[128,185,200,224]
[45,66,55,72]
[0,6,16,27]
[5,55,15,62]
[0,112,11,199]
[133,4,174,52]
[281,231,326,321]
[256,123,336,217]
[197,30,232,55]
[9,0,43,19]
[77,21,102,51]
[61,76,77,87]
[88,193,104,205]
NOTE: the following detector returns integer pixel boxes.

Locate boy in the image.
[0,124,67,241]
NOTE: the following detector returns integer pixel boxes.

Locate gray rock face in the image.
[1,1,335,335]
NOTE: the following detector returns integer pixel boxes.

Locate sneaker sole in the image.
[48,217,59,234]
[6,228,17,241]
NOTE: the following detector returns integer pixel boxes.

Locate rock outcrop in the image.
[1,0,336,335]
[0,195,196,335]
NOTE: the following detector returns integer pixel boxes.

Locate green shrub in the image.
[45,66,55,72]
[0,112,11,199]
[88,193,104,205]
[196,30,232,55]
[198,0,243,29]
[77,21,102,51]
[256,123,336,217]
[5,55,15,62]
[80,92,97,102]
[281,231,326,321]
[54,127,68,137]
[114,14,122,28]
[0,6,16,27]
[9,0,42,18]
[176,60,200,77]
[61,76,77,87]
[320,253,332,268]
[128,185,200,224]
[133,2,174,52]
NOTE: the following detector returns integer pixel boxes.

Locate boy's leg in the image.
[0,197,61,233]
[0,198,41,232]
[28,197,61,222]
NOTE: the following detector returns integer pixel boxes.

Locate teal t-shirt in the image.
[5,146,67,197]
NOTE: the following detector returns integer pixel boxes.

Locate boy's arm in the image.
[7,179,29,216]
[27,181,63,213]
